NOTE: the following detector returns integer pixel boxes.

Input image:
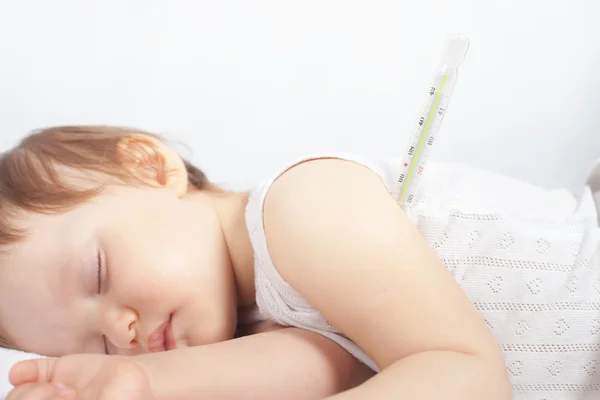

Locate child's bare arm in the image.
[137,327,373,399]
[8,327,371,399]
[262,158,512,399]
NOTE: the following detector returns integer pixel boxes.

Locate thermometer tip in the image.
[442,35,470,68]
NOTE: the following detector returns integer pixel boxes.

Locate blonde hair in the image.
[0,125,211,348]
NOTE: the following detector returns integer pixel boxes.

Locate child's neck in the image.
[209,190,256,307]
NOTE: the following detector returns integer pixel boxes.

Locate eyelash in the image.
[97,249,109,355]
[97,249,103,294]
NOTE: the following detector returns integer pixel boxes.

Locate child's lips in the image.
[148,314,176,352]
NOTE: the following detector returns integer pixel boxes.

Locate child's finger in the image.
[9,358,58,386]
[6,382,70,400]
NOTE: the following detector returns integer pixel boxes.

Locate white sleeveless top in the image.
[245,154,600,400]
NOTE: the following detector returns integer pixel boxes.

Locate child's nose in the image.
[104,306,138,350]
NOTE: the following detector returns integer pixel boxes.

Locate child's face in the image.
[0,183,238,357]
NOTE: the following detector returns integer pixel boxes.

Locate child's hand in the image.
[7,354,155,400]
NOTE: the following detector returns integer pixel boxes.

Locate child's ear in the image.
[116,134,188,197]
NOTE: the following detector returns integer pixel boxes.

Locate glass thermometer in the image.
[393,35,470,207]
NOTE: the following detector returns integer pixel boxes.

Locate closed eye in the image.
[96,250,105,294]
[97,249,103,294]
[97,250,109,354]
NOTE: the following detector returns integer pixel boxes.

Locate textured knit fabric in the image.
[245,153,600,400]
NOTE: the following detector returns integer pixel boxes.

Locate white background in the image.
[0,0,598,192]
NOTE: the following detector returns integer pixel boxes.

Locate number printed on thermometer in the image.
[393,35,469,208]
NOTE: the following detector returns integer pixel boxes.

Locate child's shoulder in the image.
[254,152,399,199]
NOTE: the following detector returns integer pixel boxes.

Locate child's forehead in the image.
[2,202,95,262]
[1,214,58,257]
[0,213,88,302]
[0,233,80,355]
